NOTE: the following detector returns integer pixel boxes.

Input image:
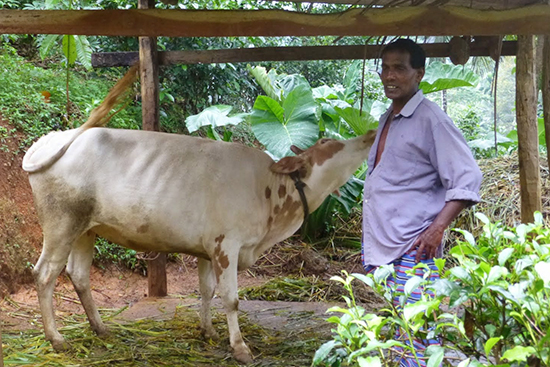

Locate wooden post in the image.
[516,35,542,223]
[543,35,550,169]
[0,306,4,367]
[139,0,166,298]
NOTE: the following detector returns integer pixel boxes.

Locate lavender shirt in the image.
[362,90,482,267]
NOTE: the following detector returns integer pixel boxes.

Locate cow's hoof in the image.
[50,338,70,351]
[95,328,110,338]
[233,347,253,364]
[201,328,219,341]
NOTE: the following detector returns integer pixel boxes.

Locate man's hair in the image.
[381,39,426,69]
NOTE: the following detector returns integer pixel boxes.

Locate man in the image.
[362,39,482,366]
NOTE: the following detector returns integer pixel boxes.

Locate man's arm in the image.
[412,200,469,262]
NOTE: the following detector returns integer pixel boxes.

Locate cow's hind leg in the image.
[214,247,253,364]
[197,258,219,340]
[66,230,107,337]
[34,230,82,350]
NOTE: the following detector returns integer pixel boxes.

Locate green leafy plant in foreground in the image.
[314,212,550,367]
[439,212,550,365]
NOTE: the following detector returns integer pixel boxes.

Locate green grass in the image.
[0,44,142,147]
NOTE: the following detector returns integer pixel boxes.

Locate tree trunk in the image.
[516,35,542,223]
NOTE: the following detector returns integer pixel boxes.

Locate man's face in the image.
[380,50,425,106]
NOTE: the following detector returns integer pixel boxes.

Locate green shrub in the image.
[93,237,147,275]
[314,212,550,366]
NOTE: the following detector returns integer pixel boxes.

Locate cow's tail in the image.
[23,64,139,173]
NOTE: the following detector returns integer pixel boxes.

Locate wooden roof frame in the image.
[0,5,550,37]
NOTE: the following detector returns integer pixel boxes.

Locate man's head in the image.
[380,39,426,112]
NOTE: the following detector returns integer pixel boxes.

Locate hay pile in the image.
[1,303,321,366]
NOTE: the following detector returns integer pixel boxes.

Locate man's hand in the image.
[412,224,444,262]
[411,200,469,263]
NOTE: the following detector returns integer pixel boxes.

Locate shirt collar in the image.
[391,90,425,118]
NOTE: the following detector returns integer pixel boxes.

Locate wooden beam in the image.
[264,0,544,9]
[516,35,541,224]
[0,317,3,367]
[543,35,550,170]
[92,41,517,67]
[0,6,549,37]
[138,0,167,298]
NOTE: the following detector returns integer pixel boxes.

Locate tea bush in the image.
[314,212,550,366]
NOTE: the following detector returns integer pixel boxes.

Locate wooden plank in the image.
[0,318,3,367]
[138,0,166,298]
[264,0,544,9]
[0,6,549,37]
[543,35,550,169]
[516,35,541,224]
[92,41,517,67]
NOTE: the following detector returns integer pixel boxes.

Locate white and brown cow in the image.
[22,67,376,364]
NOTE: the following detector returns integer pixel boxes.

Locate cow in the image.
[22,65,377,364]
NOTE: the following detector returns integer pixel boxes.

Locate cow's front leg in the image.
[197,258,218,340]
[214,247,253,364]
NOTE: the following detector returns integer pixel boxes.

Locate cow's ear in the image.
[290,145,305,155]
[270,156,305,174]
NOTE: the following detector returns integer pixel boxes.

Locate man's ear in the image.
[290,145,305,155]
[416,67,425,83]
[270,156,305,174]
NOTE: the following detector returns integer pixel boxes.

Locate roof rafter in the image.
[92,41,517,67]
[263,0,545,10]
[0,5,549,37]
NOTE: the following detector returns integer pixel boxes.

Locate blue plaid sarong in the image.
[363,249,441,367]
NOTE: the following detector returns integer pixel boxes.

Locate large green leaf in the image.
[312,85,340,100]
[73,35,93,70]
[343,60,362,101]
[248,65,282,102]
[185,105,248,133]
[420,61,479,94]
[62,35,77,66]
[279,74,310,100]
[39,34,60,60]
[334,106,378,136]
[250,84,318,159]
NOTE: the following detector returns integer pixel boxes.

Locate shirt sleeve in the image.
[428,118,482,205]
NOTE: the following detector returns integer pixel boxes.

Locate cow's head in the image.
[270,130,377,212]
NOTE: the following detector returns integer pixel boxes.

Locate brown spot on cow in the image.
[273,205,280,215]
[267,216,273,227]
[278,184,286,198]
[213,261,222,283]
[311,140,345,166]
[213,234,229,277]
[218,251,229,270]
[265,187,271,199]
[281,195,300,215]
